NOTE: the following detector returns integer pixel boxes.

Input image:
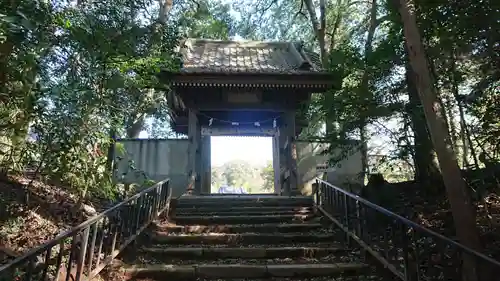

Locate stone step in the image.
[198,193,279,196]
[121,276,371,281]
[174,209,314,216]
[174,206,314,214]
[172,214,316,225]
[121,263,368,279]
[141,246,347,259]
[177,198,313,208]
[179,195,312,201]
[153,222,325,234]
[149,232,338,245]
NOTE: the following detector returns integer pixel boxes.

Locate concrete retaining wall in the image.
[114,139,189,197]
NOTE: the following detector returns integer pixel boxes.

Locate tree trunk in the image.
[428,57,454,140]
[303,0,327,65]
[360,126,369,181]
[303,0,335,141]
[444,98,459,153]
[406,62,441,183]
[397,1,482,281]
[450,51,474,168]
[126,114,146,138]
[358,0,378,182]
[457,102,470,167]
[106,128,116,171]
[124,0,172,139]
[318,0,327,65]
[463,116,480,169]
[328,5,343,54]
[159,0,173,23]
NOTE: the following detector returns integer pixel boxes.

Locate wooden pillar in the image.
[289,141,300,195]
[272,129,280,195]
[200,136,211,194]
[284,111,299,195]
[187,109,201,195]
[278,127,287,195]
[194,118,202,194]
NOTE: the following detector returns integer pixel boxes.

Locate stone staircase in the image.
[111,195,372,281]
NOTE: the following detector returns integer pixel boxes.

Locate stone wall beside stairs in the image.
[113,139,363,197]
[296,141,363,195]
[114,139,190,197]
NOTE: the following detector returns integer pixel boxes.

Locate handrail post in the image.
[463,252,479,281]
[401,225,418,281]
[313,180,319,206]
[74,227,90,281]
[343,193,351,245]
[355,199,362,238]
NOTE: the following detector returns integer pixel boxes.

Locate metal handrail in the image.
[0,178,172,281]
[314,177,500,281]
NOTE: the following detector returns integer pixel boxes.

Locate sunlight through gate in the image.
[210,136,274,194]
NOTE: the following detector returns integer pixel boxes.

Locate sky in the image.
[210,136,272,167]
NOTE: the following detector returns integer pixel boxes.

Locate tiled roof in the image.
[178,38,323,74]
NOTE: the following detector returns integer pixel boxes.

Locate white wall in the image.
[296,141,363,195]
[114,139,190,196]
[113,139,363,197]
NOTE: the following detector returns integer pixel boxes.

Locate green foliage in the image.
[469,84,500,157]
[0,0,180,203]
[211,160,271,194]
[260,160,274,193]
[233,0,312,42]
[177,0,235,39]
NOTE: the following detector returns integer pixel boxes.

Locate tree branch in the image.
[292,0,307,22]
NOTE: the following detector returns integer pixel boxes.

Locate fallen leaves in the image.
[0,174,106,265]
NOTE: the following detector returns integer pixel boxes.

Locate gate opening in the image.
[210,136,274,194]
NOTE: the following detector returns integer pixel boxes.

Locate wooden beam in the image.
[162,72,337,90]
[201,126,277,136]
[194,103,292,112]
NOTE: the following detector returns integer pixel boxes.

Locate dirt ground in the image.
[389,180,500,260]
[0,174,107,264]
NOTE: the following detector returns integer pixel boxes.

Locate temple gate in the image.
[160,39,337,195]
